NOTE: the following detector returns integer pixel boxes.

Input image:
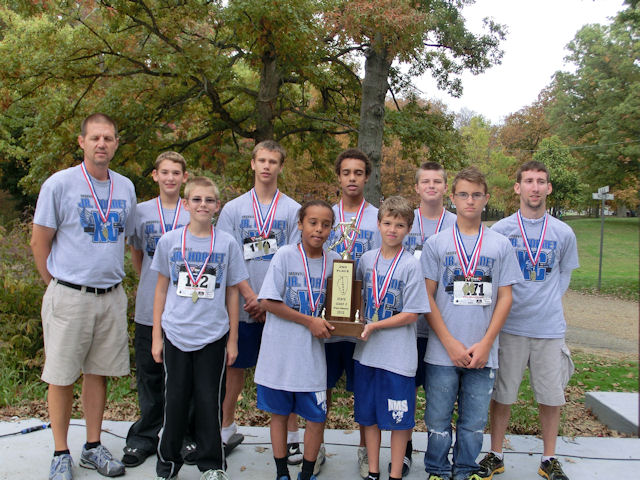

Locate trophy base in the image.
[329,320,364,338]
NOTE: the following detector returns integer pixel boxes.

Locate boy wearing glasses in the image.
[420,167,521,480]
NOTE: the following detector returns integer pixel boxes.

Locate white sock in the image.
[491,450,504,460]
[287,430,300,444]
[221,422,237,444]
[541,455,555,463]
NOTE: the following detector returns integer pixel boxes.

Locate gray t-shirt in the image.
[353,249,430,377]
[129,198,190,326]
[492,212,579,338]
[325,202,382,344]
[404,208,456,338]
[255,244,340,392]
[33,164,136,288]
[217,190,300,323]
[422,226,522,368]
[151,226,249,352]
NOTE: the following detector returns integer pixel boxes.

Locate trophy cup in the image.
[321,218,364,337]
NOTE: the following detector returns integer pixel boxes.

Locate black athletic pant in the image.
[126,323,164,453]
[156,334,227,478]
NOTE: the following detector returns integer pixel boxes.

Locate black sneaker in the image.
[538,458,569,480]
[478,452,505,478]
[286,443,303,465]
[181,442,197,465]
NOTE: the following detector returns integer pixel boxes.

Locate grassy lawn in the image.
[564,217,639,300]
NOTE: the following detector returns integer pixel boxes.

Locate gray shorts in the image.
[41,280,130,386]
[493,333,574,407]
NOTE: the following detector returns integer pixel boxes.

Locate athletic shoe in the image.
[182,441,197,465]
[297,473,318,480]
[538,458,569,480]
[154,476,177,480]
[287,442,303,465]
[121,445,153,467]
[357,446,369,479]
[387,453,411,477]
[276,476,290,480]
[79,444,125,477]
[427,475,449,480]
[49,453,73,480]
[465,472,489,480]
[200,469,230,480]
[478,452,505,478]
[313,445,326,475]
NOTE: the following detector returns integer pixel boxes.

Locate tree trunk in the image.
[358,33,392,207]
[255,48,280,142]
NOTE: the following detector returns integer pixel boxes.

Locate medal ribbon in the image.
[338,198,366,252]
[80,162,113,225]
[418,207,446,242]
[181,224,215,288]
[297,243,327,316]
[453,224,484,279]
[371,248,403,310]
[516,210,548,268]
[156,197,182,234]
[250,188,281,239]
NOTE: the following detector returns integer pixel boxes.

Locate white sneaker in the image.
[357,446,369,479]
[200,469,229,480]
[313,445,326,475]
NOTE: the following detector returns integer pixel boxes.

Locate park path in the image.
[563,290,638,356]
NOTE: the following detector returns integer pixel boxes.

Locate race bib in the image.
[243,234,278,260]
[413,244,423,260]
[453,275,492,306]
[177,266,216,300]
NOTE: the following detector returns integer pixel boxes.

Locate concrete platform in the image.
[586,391,639,435]
[1,419,640,479]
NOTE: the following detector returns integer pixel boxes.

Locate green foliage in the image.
[565,217,639,300]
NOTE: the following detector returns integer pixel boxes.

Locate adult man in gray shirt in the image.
[31,113,136,480]
[479,161,579,480]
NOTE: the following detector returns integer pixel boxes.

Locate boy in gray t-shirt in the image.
[421,168,521,480]
[151,177,248,480]
[122,152,189,467]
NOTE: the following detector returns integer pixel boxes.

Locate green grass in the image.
[565,217,639,300]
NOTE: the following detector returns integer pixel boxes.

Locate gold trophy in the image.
[321,218,364,337]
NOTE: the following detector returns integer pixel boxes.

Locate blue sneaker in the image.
[80,444,125,477]
[49,453,73,480]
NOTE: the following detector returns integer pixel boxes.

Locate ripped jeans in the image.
[424,364,496,480]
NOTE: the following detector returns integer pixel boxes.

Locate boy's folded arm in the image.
[425,278,471,367]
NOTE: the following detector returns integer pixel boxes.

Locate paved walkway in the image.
[1,419,639,479]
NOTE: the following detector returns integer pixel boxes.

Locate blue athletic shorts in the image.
[257,385,327,423]
[415,336,428,389]
[353,361,415,430]
[325,341,355,391]
[232,321,264,369]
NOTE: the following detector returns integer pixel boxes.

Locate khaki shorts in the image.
[493,333,574,407]
[41,280,130,386]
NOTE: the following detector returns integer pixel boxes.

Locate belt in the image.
[55,279,120,295]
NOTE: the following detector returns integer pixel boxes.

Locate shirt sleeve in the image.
[33,176,61,229]
[150,234,171,278]
[226,238,250,286]
[257,249,286,302]
[422,237,439,281]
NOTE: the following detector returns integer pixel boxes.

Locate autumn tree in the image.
[324,0,506,206]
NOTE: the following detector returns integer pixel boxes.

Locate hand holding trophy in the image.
[321,218,365,337]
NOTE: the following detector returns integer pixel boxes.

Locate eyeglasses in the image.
[454,192,486,200]
[189,197,218,205]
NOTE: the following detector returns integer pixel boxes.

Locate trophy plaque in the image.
[322,219,364,337]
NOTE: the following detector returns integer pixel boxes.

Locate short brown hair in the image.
[154,151,186,172]
[298,199,335,225]
[516,160,549,183]
[451,167,488,194]
[334,148,372,176]
[378,196,414,228]
[415,161,447,184]
[252,140,286,164]
[184,176,219,200]
[80,113,118,138]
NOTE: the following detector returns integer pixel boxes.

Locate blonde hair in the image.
[184,176,219,200]
[378,196,414,228]
[154,151,186,172]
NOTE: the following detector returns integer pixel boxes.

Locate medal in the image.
[156,196,182,234]
[298,243,327,316]
[251,188,281,240]
[181,224,215,300]
[80,162,114,231]
[453,223,484,280]
[517,210,548,281]
[371,248,403,322]
[338,198,366,255]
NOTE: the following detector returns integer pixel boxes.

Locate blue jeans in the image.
[424,364,496,480]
